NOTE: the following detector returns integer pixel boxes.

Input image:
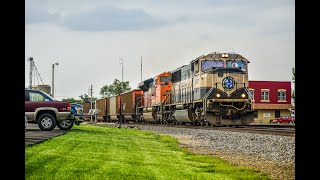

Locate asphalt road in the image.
[25,123,68,146]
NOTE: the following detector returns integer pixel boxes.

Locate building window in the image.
[261,90,269,101]
[278,90,286,101]
[248,89,254,100]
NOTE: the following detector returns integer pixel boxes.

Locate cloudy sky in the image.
[25,0,295,100]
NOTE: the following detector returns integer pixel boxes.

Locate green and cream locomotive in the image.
[165,52,254,126]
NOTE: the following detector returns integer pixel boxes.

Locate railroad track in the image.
[118,123,295,137]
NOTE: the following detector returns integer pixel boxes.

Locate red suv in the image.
[271,116,294,124]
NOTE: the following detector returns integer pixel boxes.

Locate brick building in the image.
[248,80,294,124]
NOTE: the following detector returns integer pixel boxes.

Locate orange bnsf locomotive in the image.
[103,52,254,126]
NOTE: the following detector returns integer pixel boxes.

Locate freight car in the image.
[96,98,107,121]
[104,89,143,123]
[105,95,120,122]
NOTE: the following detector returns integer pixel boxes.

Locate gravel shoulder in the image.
[135,125,295,180]
[90,122,295,180]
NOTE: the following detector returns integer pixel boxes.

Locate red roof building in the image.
[248,80,294,124]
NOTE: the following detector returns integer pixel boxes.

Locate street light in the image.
[52,62,59,98]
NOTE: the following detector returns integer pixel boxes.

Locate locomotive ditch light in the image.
[216,93,220,97]
[241,93,246,98]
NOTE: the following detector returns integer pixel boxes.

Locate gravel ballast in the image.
[135,125,295,180]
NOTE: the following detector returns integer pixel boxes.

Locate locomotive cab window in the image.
[194,60,199,74]
[226,60,247,71]
[160,76,171,83]
[202,60,224,72]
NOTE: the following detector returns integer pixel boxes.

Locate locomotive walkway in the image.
[25,123,68,146]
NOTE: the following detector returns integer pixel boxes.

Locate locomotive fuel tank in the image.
[142,107,157,122]
[173,109,193,123]
[142,112,157,122]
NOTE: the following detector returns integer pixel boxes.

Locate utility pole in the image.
[119,58,124,128]
[141,56,142,82]
[119,58,124,82]
[94,99,97,123]
[28,57,34,89]
[118,95,122,128]
[90,84,93,123]
[52,62,59,98]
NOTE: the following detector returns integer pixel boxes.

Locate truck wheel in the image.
[37,113,56,131]
[57,120,74,130]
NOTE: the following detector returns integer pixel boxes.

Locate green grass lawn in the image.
[25,125,270,180]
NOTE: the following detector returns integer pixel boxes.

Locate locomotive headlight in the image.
[216,93,220,97]
[222,53,229,58]
[241,93,246,98]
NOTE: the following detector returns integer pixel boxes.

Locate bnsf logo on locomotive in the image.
[222,76,235,90]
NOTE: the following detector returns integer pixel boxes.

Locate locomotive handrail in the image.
[162,90,171,105]
[218,102,247,111]
[135,96,143,115]
[244,87,254,111]
[203,86,215,119]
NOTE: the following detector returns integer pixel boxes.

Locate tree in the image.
[62,97,81,103]
[79,94,97,103]
[100,79,131,97]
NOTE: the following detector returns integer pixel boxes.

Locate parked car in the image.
[271,116,294,124]
[71,103,85,124]
[25,89,80,131]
